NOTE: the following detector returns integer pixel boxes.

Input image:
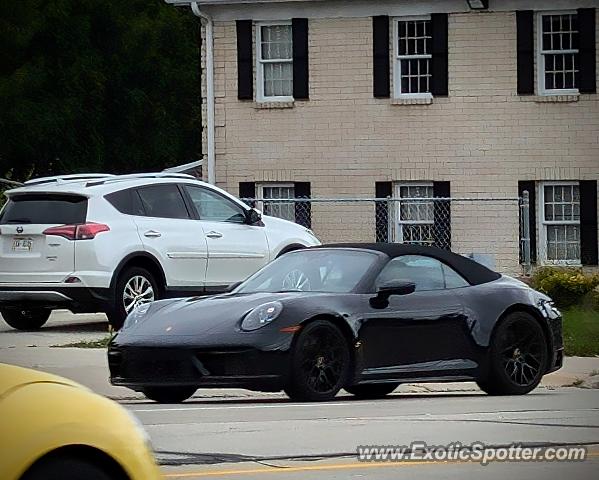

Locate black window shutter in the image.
[433,181,451,250]
[518,181,537,264]
[430,13,448,96]
[516,11,534,95]
[292,18,309,100]
[239,182,256,208]
[236,20,253,100]
[372,16,390,98]
[375,182,392,242]
[578,9,596,94]
[294,182,311,228]
[580,180,598,265]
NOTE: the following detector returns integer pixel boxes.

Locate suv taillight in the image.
[43,223,110,240]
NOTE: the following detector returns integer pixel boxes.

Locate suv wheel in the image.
[1,308,51,331]
[108,267,159,330]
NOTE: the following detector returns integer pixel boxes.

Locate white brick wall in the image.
[199,10,599,274]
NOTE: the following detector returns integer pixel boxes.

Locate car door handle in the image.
[206,231,223,239]
[144,230,162,238]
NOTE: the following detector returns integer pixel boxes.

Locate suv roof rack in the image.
[85,172,196,187]
[24,174,116,187]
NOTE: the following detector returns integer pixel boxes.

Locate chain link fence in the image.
[245,196,531,275]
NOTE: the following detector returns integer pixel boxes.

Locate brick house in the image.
[167,0,598,274]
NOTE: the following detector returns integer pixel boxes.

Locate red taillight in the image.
[43,223,110,240]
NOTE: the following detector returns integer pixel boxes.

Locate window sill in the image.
[519,94,580,103]
[391,96,433,106]
[254,101,295,110]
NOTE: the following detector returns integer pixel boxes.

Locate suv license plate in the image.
[12,238,33,252]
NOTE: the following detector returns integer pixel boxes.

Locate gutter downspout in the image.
[191,2,215,184]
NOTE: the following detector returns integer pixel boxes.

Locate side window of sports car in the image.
[375,255,467,291]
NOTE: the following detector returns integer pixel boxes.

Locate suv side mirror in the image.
[246,208,262,225]
[369,280,416,308]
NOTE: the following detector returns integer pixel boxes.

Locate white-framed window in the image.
[256,22,293,102]
[394,183,435,245]
[393,16,432,98]
[537,11,579,95]
[257,183,295,222]
[539,182,581,264]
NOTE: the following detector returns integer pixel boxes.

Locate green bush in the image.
[531,267,599,308]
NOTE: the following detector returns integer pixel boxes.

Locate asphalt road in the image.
[2,311,599,479]
[126,388,599,479]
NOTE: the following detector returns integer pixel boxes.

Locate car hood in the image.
[115,292,325,342]
[0,363,83,399]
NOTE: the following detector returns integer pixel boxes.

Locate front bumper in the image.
[108,345,288,392]
[0,284,111,313]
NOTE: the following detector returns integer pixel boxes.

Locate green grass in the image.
[562,308,599,357]
[52,336,112,349]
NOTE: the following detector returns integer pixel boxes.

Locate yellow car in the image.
[0,363,161,480]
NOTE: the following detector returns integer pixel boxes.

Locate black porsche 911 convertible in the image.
[108,244,563,403]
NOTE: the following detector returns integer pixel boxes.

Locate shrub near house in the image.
[531,267,599,309]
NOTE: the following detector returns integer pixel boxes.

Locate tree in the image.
[0,0,201,181]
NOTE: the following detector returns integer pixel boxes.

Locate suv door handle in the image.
[206,231,223,239]
[144,230,162,238]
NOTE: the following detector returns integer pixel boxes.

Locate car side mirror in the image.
[369,281,416,308]
[246,208,262,225]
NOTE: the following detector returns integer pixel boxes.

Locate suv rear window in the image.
[0,194,88,225]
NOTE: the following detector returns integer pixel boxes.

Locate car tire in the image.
[477,311,548,396]
[0,308,51,331]
[21,456,112,480]
[345,383,400,399]
[284,320,350,402]
[142,386,197,403]
[108,267,159,330]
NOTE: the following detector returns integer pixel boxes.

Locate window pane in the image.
[264,62,293,97]
[261,186,295,222]
[541,14,578,91]
[1,194,87,225]
[185,186,245,223]
[137,185,189,219]
[375,255,445,291]
[443,263,469,289]
[261,25,292,60]
[400,59,431,94]
[546,225,580,261]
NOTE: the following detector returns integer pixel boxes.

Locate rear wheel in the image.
[0,308,51,331]
[284,320,350,402]
[22,456,112,480]
[345,383,400,399]
[143,386,197,403]
[477,312,547,395]
[108,267,158,330]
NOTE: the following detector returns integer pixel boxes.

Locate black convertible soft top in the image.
[317,243,502,286]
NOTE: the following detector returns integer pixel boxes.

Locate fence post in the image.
[521,190,531,275]
[386,196,395,243]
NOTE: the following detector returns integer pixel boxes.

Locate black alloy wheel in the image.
[477,312,547,395]
[285,320,350,402]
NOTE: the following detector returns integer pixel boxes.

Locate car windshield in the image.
[236,249,379,294]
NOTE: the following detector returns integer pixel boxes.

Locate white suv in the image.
[0,173,320,330]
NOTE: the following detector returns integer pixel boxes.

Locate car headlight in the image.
[122,302,152,330]
[241,301,283,331]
